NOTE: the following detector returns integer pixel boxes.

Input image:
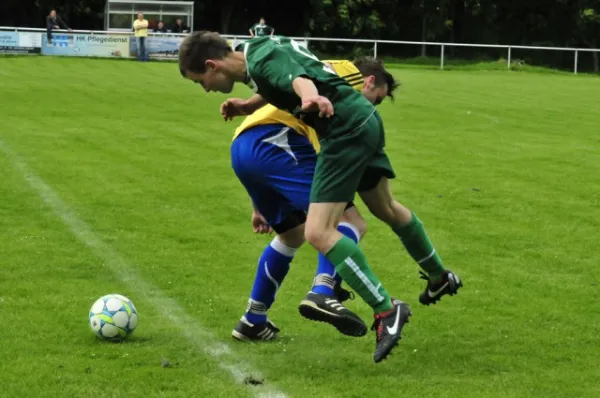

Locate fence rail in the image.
[2,26,599,74]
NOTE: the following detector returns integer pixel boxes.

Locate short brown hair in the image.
[353,57,400,101]
[179,31,232,76]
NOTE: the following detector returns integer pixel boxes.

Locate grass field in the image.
[1,56,599,398]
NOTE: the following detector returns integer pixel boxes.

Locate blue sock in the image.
[311,222,360,296]
[245,237,297,324]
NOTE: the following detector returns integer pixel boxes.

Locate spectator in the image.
[153,21,167,33]
[172,18,189,33]
[46,9,71,44]
[133,12,149,61]
[249,17,274,37]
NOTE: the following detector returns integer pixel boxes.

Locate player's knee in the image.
[355,218,367,240]
[304,223,335,253]
[340,204,367,240]
[340,217,367,241]
[304,225,324,251]
[277,225,306,248]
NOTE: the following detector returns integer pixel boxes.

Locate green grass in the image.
[1,56,600,397]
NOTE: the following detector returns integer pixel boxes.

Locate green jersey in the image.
[250,23,274,36]
[242,35,375,139]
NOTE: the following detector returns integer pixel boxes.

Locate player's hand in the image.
[301,96,334,118]
[220,98,250,121]
[251,210,273,234]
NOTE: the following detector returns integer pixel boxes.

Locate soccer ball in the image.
[89,294,138,341]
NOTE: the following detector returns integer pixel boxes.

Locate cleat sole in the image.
[298,300,367,337]
[231,330,251,342]
[231,328,277,342]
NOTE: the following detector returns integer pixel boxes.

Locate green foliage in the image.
[0,0,599,71]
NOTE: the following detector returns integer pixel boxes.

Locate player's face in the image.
[362,77,389,106]
[185,67,234,94]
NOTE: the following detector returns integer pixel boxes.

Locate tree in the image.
[576,3,600,72]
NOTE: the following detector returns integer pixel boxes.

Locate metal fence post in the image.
[440,44,445,70]
[507,46,512,69]
[574,50,579,75]
[374,40,378,59]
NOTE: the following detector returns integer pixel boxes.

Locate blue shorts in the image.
[231,124,316,233]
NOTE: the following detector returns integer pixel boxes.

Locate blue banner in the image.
[0,32,42,54]
[130,35,183,60]
[42,34,130,58]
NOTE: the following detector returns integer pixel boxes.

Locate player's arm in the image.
[293,77,334,118]
[245,94,268,112]
[249,199,272,234]
[292,77,319,98]
[220,94,267,121]
[253,45,333,117]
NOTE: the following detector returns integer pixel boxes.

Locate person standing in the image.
[248,18,274,37]
[133,12,149,61]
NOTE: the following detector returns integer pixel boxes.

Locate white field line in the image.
[0,138,288,398]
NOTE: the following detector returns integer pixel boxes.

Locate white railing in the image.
[2,25,599,74]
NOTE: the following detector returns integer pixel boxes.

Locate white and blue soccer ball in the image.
[89,294,138,341]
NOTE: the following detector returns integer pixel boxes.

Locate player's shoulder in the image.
[322,60,363,90]
[245,36,274,53]
[244,36,289,60]
[323,60,359,75]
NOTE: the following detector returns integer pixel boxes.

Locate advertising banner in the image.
[130,35,183,60]
[42,34,130,58]
[0,32,42,54]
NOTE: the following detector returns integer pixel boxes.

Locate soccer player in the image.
[179,32,462,363]
[228,58,395,343]
[249,18,274,37]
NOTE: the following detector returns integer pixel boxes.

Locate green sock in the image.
[325,236,392,313]
[392,212,446,279]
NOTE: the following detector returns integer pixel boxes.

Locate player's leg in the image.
[305,112,411,362]
[233,220,305,342]
[298,202,369,337]
[358,167,463,306]
[230,125,306,341]
[263,127,368,336]
[304,202,394,314]
[309,203,366,299]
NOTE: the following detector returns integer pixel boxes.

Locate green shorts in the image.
[310,110,396,203]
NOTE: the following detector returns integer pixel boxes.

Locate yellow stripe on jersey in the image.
[233,104,320,150]
[232,59,363,153]
[323,60,364,91]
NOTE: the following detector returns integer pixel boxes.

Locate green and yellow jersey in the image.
[240,36,374,140]
[233,59,364,153]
